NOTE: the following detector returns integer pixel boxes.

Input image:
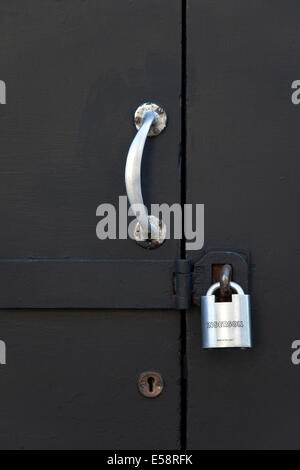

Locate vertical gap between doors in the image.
[180,0,187,452]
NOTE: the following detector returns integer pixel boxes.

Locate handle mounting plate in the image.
[134,102,167,136]
[134,215,167,249]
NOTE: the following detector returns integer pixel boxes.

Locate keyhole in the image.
[147,376,155,393]
[138,371,164,398]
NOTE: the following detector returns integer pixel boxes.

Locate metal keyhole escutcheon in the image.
[138,371,164,398]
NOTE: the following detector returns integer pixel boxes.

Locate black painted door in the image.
[1,0,299,451]
[186,0,300,449]
[0,1,182,449]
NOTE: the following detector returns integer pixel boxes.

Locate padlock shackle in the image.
[206,281,245,296]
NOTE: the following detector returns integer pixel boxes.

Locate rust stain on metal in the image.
[213,264,232,302]
[138,371,164,398]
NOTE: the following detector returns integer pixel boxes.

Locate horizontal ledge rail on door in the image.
[0,259,191,310]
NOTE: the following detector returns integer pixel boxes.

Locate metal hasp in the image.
[219,264,232,301]
[125,103,167,249]
[201,281,252,349]
[192,250,250,304]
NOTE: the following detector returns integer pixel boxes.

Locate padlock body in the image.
[201,294,252,349]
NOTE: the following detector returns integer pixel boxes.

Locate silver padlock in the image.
[201,281,252,349]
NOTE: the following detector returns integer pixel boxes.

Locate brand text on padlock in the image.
[207,321,244,329]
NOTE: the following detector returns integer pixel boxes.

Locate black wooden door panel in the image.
[0,1,182,449]
[186,0,300,449]
[0,310,180,450]
[0,0,181,260]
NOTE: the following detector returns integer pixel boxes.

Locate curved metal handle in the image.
[125,103,167,248]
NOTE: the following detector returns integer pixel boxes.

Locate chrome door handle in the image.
[125,103,167,248]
